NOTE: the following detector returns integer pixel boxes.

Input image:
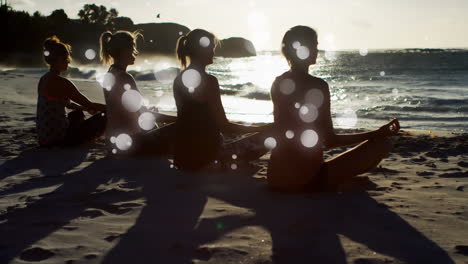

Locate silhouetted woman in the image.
[99,30,176,156]
[268,26,400,192]
[36,36,106,147]
[173,29,272,171]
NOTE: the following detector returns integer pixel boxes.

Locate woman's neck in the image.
[290,64,310,75]
[112,61,128,71]
[188,61,207,71]
[49,67,61,75]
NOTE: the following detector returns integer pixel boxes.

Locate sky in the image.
[8,0,468,51]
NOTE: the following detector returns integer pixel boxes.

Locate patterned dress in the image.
[36,82,69,146]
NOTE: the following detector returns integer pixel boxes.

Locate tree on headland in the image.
[78,4,118,27]
[1,3,255,66]
[48,9,68,26]
[1,3,179,65]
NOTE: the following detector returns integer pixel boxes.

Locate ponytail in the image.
[176,35,188,69]
[100,31,113,65]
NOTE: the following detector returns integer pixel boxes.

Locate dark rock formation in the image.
[215,37,256,58]
[136,23,190,55]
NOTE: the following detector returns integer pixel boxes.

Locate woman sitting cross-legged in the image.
[173,29,273,171]
[99,30,176,157]
[36,36,107,148]
[267,26,400,193]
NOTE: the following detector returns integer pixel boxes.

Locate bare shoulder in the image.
[277,71,292,81]
[206,74,219,85]
[60,75,75,87]
[172,70,184,90]
[306,76,330,98]
[116,71,135,83]
[308,75,329,89]
[51,75,77,94]
[113,71,137,90]
[271,71,291,90]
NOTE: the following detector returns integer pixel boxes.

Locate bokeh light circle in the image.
[279,78,295,95]
[264,137,277,150]
[121,89,143,112]
[299,104,319,123]
[182,69,202,92]
[85,49,96,60]
[300,130,319,148]
[115,133,132,151]
[296,46,310,60]
[199,36,210,48]
[138,112,156,130]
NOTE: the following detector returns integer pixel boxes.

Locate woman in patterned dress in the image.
[36,36,106,147]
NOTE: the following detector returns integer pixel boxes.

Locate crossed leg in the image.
[324,137,393,188]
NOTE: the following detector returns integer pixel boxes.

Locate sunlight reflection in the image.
[359,48,368,56]
[247,11,270,51]
[322,33,338,61]
[223,55,288,91]
[335,108,358,128]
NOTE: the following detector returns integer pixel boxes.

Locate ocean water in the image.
[141,49,468,133]
[6,49,468,133]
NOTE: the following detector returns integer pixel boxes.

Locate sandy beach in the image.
[0,70,467,264]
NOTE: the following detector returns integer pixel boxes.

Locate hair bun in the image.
[43,35,60,49]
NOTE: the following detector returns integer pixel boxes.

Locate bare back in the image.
[173,67,225,169]
[103,67,142,139]
[267,71,333,191]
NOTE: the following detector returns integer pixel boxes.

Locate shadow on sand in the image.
[0,147,89,181]
[104,163,454,264]
[0,151,454,263]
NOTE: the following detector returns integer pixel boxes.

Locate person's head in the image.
[43,36,72,72]
[281,26,318,67]
[176,29,218,69]
[100,30,142,66]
